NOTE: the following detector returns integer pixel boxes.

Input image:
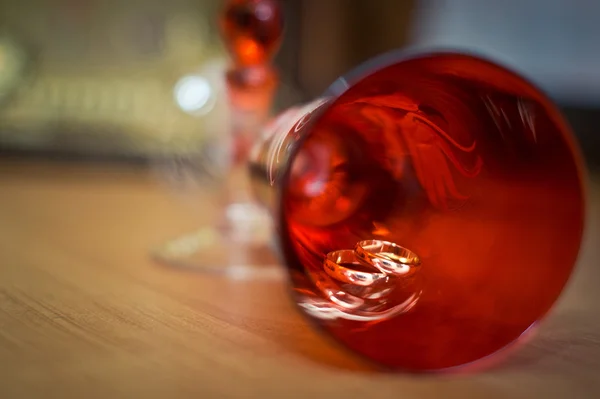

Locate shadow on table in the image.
[496,310,600,374]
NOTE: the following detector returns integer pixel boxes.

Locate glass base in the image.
[152,201,283,280]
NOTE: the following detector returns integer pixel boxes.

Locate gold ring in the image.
[323,249,389,287]
[354,239,421,276]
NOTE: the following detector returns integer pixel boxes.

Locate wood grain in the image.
[0,159,598,399]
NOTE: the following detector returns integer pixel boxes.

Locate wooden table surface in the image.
[0,159,599,399]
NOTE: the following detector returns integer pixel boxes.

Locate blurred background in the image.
[0,0,598,168]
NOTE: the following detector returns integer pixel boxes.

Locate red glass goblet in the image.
[250,48,586,371]
[152,0,284,276]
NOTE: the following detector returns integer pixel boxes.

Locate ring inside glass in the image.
[323,249,389,286]
[305,247,422,321]
[354,239,421,276]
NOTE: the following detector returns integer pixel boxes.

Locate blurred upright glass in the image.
[152,0,284,277]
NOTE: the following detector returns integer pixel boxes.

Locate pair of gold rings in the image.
[323,239,421,287]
